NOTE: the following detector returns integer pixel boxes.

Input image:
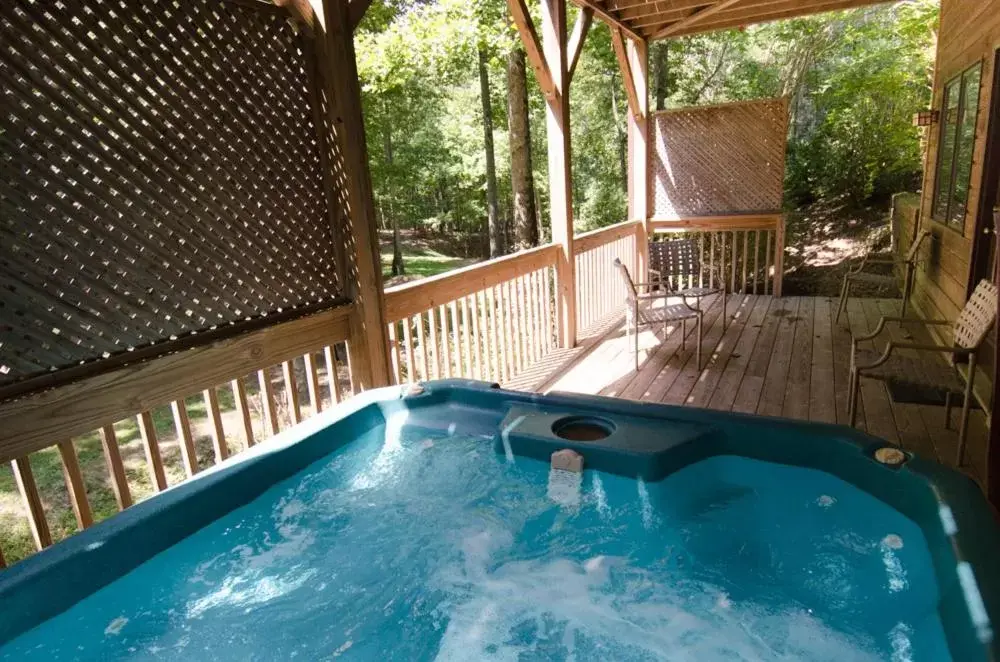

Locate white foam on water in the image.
[499,416,525,464]
[889,622,914,662]
[637,478,657,529]
[880,539,908,593]
[548,469,582,509]
[351,410,407,490]
[432,552,883,661]
[591,474,610,520]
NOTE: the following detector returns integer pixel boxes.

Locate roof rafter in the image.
[651,0,744,40]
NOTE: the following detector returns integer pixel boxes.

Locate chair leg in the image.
[944,392,953,430]
[956,361,977,467]
[848,369,861,427]
[722,293,727,330]
[696,314,703,370]
[634,308,640,372]
[681,318,686,350]
[836,275,850,324]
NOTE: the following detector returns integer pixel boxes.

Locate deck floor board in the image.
[507,294,989,487]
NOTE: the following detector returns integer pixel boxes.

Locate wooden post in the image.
[318,0,391,388]
[508,0,590,347]
[541,0,575,347]
[625,37,649,276]
[774,214,786,297]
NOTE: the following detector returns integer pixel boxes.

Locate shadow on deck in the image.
[503,293,990,487]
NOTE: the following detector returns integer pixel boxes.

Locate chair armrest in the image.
[853,316,951,343]
[854,342,972,370]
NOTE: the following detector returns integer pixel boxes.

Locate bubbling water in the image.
[1,426,950,661]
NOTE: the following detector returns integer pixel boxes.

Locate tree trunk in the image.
[479,47,502,258]
[610,71,627,194]
[652,41,669,111]
[507,46,539,251]
[384,125,404,276]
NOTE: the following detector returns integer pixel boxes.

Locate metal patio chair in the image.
[648,238,728,329]
[836,229,931,324]
[614,258,703,372]
[848,279,997,466]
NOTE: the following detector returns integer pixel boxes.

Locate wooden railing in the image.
[574,220,641,332]
[0,305,358,567]
[383,244,559,385]
[650,214,785,296]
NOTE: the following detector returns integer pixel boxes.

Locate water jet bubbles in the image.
[817,495,836,508]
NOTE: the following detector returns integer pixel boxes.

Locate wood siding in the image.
[911,0,1000,369]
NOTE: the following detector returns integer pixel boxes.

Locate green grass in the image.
[381,246,477,279]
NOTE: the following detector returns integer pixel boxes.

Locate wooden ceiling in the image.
[575,0,896,41]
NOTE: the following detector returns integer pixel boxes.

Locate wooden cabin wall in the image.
[911,0,1000,379]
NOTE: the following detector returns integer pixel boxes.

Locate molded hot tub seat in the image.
[0,379,996,662]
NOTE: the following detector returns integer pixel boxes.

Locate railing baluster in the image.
[487,286,502,383]
[325,346,343,402]
[58,440,93,530]
[544,266,553,352]
[138,411,168,491]
[232,377,256,448]
[742,231,749,294]
[472,292,484,380]
[11,456,51,551]
[304,352,323,414]
[386,322,401,385]
[753,230,761,295]
[257,368,280,436]
[449,301,461,378]
[401,318,415,384]
[282,360,302,424]
[415,312,429,381]
[764,229,773,296]
[440,305,452,379]
[171,400,199,478]
[204,388,229,463]
[99,424,132,509]
[428,307,441,380]
[461,296,473,379]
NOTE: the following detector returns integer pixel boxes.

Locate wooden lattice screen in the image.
[0,0,350,398]
[650,98,788,218]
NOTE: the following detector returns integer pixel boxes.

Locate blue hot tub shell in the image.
[0,380,997,659]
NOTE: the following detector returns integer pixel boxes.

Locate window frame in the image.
[932,61,984,233]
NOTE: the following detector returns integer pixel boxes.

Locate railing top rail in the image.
[383,243,560,322]
[573,219,642,255]
[651,213,783,231]
[0,305,354,463]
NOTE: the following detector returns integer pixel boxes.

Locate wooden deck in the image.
[505,293,991,486]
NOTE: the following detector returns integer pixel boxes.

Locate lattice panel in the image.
[0,0,345,391]
[650,98,788,218]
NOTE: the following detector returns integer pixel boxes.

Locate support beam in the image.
[610,29,641,120]
[570,0,644,42]
[567,8,593,82]
[348,0,374,30]
[624,38,650,275]
[508,0,558,100]
[321,0,392,389]
[542,0,577,347]
[651,0,744,40]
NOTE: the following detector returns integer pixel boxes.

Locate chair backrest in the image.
[954,279,998,349]
[613,258,637,303]
[649,239,701,281]
[904,229,932,263]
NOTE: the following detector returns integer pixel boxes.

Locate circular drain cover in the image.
[551,415,616,442]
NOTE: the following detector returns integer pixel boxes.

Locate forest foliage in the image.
[356,0,940,259]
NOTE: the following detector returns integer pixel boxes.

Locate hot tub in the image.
[0,380,997,660]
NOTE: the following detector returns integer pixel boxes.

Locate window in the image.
[933,62,983,230]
